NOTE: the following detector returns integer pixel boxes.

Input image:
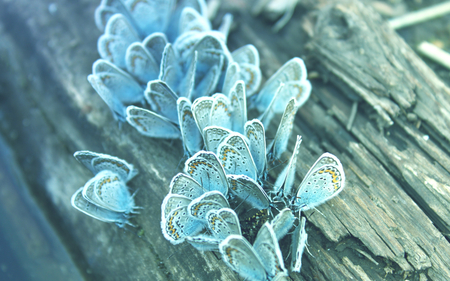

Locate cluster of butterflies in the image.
[160,111,345,280]
[70,0,345,280]
[71,151,140,227]
[88,0,311,149]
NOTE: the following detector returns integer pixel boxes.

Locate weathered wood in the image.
[294,0,450,280]
[0,135,83,281]
[230,0,450,280]
[303,0,450,144]
[1,0,450,280]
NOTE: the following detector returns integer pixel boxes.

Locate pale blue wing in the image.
[188,190,230,220]
[184,151,228,195]
[122,0,174,37]
[94,0,131,31]
[126,105,180,138]
[142,32,167,68]
[177,97,203,156]
[231,44,260,66]
[144,80,179,123]
[73,150,98,173]
[291,216,308,272]
[222,62,240,97]
[161,193,192,218]
[217,133,258,180]
[274,79,312,112]
[190,33,230,98]
[193,54,224,99]
[71,188,131,227]
[244,119,267,179]
[219,235,267,281]
[98,14,140,68]
[125,42,160,83]
[166,0,207,41]
[173,31,205,65]
[253,223,287,278]
[239,63,262,97]
[81,177,104,206]
[159,44,182,94]
[229,81,247,134]
[258,82,284,128]
[161,205,205,245]
[252,57,307,113]
[274,135,302,196]
[266,98,298,162]
[73,150,138,182]
[179,7,211,35]
[207,208,241,239]
[193,33,230,75]
[227,174,270,210]
[89,59,144,121]
[192,97,213,135]
[169,173,206,199]
[293,160,345,211]
[270,208,295,241]
[180,50,197,99]
[125,42,159,84]
[92,170,134,213]
[203,126,232,154]
[296,152,343,191]
[210,93,232,130]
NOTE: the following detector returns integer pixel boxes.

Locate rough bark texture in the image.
[1,0,450,280]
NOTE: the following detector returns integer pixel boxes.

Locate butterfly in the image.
[71,151,139,227]
[219,222,288,281]
[88,59,144,121]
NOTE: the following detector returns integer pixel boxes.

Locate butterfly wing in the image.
[219,235,267,281]
[203,126,232,154]
[144,80,179,123]
[125,42,160,83]
[169,173,206,199]
[218,134,258,180]
[253,223,288,278]
[266,98,298,162]
[227,174,270,210]
[291,215,308,272]
[293,153,345,211]
[126,105,180,138]
[229,81,248,134]
[71,187,130,226]
[184,151,228,195]
[177,97,203,156]
[244,119,267,179]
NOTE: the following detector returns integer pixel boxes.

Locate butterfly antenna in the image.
[285,246,292,260]
[311,207,325,218]
[130,189,144,211]
[233,193,252,212]
[305,242,314,258]
[269,158,289,172]
[131,188,141,199]
[125,221,137,227]
[176,155,186,170]
[167,252,176,260]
